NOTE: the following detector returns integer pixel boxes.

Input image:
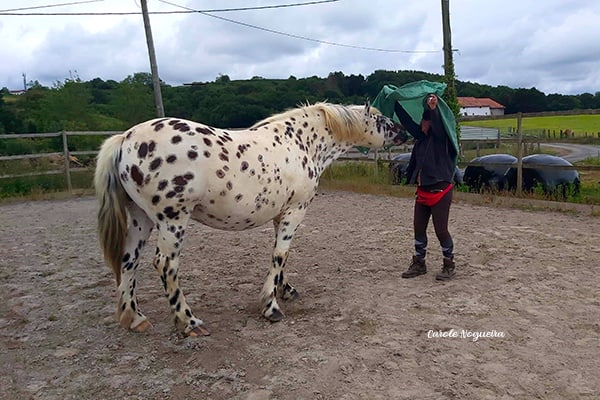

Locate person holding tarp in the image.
[373,81,459,281]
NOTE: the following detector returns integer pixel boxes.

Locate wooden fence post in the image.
[516,113,523,195]
[496,129,501,149]
[374,150,379,179]
[61,131,72,194]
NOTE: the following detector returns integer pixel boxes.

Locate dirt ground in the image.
[1,190,599,400]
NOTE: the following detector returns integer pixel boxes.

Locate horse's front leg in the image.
[260,208,305,322]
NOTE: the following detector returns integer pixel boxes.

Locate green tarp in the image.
[371,80,459,165]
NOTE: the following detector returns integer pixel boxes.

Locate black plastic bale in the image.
[463,154,517,191]
[504,154,580,197]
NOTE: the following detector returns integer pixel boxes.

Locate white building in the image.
[458,97,505,116]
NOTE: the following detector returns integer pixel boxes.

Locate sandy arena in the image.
[1,190,599,399]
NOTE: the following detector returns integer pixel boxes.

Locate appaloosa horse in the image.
[94,101,407,336]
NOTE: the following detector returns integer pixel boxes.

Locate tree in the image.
[345,74,366,97]
[122,72,156,87]
[363,70,405,97]
[15,85,50,132]
[2,69,596,137]
[508,87,547,113]
[45,78,94,130]
[577,92,600,109]
[111,75,155,125]
[546,93,581,111]
[88,77,119,105]
[215,74,231,83]
[0,91,24,133]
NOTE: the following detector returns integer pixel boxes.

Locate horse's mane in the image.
[251,102,381,142]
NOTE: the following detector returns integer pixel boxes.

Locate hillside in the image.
[2,69,600,134]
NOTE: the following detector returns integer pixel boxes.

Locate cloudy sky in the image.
[1,0,599,95]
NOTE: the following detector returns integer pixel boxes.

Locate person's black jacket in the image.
[394,101,457,189]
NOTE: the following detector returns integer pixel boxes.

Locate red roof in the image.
[458,97,505,109]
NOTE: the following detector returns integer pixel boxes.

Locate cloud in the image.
[31,21,147,84]
[1,0,600,95]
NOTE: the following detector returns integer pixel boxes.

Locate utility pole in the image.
[441,0,460,135]
[140,0,165,117]
[516,112,523,195]
[441,0,454,84]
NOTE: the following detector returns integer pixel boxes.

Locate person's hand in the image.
[426,94,438,110]
[421,119,431,134]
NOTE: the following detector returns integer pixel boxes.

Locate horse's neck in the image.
[305,128,353,173]
[287,110,353,172]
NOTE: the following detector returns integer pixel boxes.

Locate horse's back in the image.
[115,117,317,230]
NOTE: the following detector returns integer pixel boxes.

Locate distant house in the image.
[8,89,27,96]
[458,97,505,116]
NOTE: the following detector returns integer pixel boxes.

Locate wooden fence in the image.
[1,124,598,196]
[0,131,119,193]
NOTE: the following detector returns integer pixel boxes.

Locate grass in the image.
[0,170,95,200]
[320,159,600,208]
[1,153,599,213]
[3,94,20,103]
[463,115,600,138]
[0,153,96,199]
[1,160,597,217]
[575,157,600,205]
[456,139,600,205]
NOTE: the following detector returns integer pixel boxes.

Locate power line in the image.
[0,0,441,54]
[0,0,103,13]
[0,0,340,15]
[0,10,187,15]
[162,0,342,12]
[160,0,440,54]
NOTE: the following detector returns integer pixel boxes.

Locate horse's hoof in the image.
[133,320,152,333]
[282,289,300,302]
[266,308,284,322]
[187,324,211,337]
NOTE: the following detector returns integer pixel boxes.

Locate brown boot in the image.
[436,257,456,281]
[401,256,427,278]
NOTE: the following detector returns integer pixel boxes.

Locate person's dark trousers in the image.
[413,188,454,260]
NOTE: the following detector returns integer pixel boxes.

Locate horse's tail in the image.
[94,134,128,286]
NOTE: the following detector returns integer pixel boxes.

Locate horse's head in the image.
[319,102,407,149]
[360,101,408,148]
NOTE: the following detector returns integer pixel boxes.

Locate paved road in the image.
[541,143,600,162]
[344,143,600,163]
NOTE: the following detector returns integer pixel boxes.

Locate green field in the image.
[463,114,600,137]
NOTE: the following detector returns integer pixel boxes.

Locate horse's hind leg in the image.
[260,209,305,322]
[117,203,154,332]
[153,213,210,337]
[281,280,300,301]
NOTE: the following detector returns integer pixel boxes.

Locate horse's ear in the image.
[364,99,371,115]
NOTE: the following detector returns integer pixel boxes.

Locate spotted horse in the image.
[94,101,407,336]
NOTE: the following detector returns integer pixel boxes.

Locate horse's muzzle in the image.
[393,131,408,145]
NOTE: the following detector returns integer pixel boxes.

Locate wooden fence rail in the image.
[0,131,119,193]
[1,129,598,195]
